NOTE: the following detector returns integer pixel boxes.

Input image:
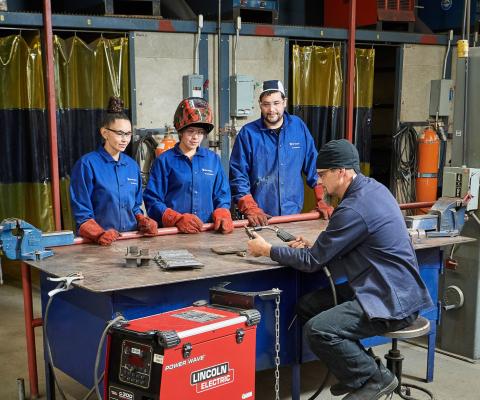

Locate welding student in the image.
[143,97,233,234]
[229,80,333,227]
[247,139,433,400]
[70,96,158,246]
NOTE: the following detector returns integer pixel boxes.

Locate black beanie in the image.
[316,139,360,173]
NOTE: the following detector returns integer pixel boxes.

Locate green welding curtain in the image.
[292,45,374,210]
[0,34,129,232]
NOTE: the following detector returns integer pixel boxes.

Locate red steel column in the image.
[346,0,356,143]
[42,0,61,230]
[21,262,39,399]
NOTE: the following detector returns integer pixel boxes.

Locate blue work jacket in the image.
[69,146,143,232]
[270,174,434,320]
[229,112,318,216]
[144,144,231,225]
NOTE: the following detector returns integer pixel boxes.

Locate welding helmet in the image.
[173,97,214,133]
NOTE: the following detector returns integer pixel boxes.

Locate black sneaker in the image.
[330,382,351,396]
[342,367,398,400]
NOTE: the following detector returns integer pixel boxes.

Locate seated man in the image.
[247,139,433,399]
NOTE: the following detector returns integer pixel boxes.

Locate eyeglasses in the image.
[259,100,284,108]
[183,128,206,137]
[105,127,132,138]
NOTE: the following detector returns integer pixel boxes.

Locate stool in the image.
[383,316,435,400]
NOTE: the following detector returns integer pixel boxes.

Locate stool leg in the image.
[385,339,404,394]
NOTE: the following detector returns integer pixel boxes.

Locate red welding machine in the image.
[105,303,260,400]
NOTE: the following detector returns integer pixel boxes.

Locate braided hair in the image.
[101,96,129,128]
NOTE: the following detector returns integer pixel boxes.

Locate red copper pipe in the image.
[42,0,61,231]
[71,212,323,245]
[399,201,435,210]
[21,262,39,399]
[346,0,356,143]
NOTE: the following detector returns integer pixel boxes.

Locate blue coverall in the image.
[70,146,143,232]
[229,112,318,216]
[144,144,231,225]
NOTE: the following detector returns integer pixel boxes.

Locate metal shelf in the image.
[0,12,451,44]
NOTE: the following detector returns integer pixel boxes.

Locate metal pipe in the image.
[399,201,434,210]
[21,262,39,399]
[466,0,471,42]
[345,0,356,143]
[42,0,61,230]
[16,378,25,400]
[71,212,325,245]
[462,0,467,39]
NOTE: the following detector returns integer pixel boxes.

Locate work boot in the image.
[330,382,351,396]
[342,364,398,400]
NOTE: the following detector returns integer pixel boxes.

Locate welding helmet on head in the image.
[173,97,214,133]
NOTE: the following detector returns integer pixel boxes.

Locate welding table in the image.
[25,218,474,400]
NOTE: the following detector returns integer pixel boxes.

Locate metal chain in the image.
[274,291,281,400]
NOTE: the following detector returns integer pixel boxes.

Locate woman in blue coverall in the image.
[70,96,158,245]
[143,97,233,234]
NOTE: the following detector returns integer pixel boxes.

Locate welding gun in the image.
[245,225,297,242]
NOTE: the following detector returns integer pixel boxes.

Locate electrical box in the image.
[230,75,254,117]
[183,74,204,99]
[442,166,480,211]
[429,79,454,117]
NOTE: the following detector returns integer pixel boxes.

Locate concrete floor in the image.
[1,274,479,400]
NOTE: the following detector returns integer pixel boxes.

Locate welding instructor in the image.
[70,96,158,246]
[144,97,233,234]
[229,80,333,226]
[247,139,433,399]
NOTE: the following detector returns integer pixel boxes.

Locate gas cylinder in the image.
[416,126,440,214]
[155,134,177,157]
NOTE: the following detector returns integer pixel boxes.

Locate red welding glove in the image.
[135,214,158,236]
[212,208,234,234]
[162,208,203,234]
[78,219,119,246]
[238,194,269,227]
[314,185,334,220]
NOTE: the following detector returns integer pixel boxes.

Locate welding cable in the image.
[44,284,108,400]
[43,290,69,400]
[94,315,127,400]
[391,124,418,209]
[307,265,337,400]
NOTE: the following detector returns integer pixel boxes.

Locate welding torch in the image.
[245,225,297,242]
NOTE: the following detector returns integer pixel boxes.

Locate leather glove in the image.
[314,185,334,220]
[162,208,203,234]
[237,194,269,227]
[135,214,158,236]
[78,219,119,246]
[212,208,234,234]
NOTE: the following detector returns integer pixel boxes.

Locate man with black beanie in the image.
[247,139,433,399]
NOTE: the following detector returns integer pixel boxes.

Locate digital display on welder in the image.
[119,340,153,389]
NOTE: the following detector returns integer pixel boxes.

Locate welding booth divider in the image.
[291,45,374,210]
[0,34,130,232]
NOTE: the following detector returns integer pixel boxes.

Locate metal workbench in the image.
[26,218,474,400]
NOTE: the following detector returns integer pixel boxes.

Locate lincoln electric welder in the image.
[104,294,261,400]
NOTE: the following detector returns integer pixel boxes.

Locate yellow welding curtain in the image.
[354,48,375,176]
[292,45,374,210]
[0,34,129,232]
[55,36,129,231]
[0,35,53,230]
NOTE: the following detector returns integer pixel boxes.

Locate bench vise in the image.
[0,218,74,261]
[405,197,466,238]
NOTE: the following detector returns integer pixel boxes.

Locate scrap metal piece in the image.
[125,246,152,267]
[211,246,247,256]
[154,249,203,270]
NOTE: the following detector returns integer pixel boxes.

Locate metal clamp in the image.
[47,272,84,297]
